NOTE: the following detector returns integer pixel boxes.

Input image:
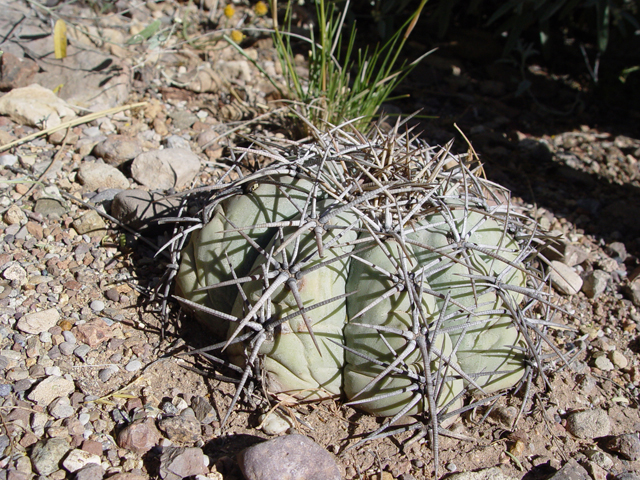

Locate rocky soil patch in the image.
[0,1,639,479]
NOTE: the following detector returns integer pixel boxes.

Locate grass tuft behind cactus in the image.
[165,115,571,475]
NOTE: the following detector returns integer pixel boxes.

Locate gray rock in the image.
[191,396,217,425]
[16,308,60,334]
[77,162,129,191]
[624,281,640,307]
[30,438,71,475]
[90,300,105,313]
[131,148,201,190]
[546,459,590,480]
[169,110,198,130]
[110,189,181,230]
[93,135,143,167]
[444,467,518,480]
[164,135,191,150]
[49,396,75,419]
[238,434,341,480]
[125,359,141,372]
[34,198,67,218]
[74,464,104,480]
[28,376,75,406]
[98,365,118,382]
[592,353,614,371]
[603,433,640,461]
[0,384,12,396]
[0,154,18,166]
[582,270,609,299]
[157,415,201,443]
[74,344,91,360]
[550,261,583,295]
[616,473,640,480]
[159,447,208,480]
[59,342,76,356]
[607,241,627,261]
[566,409,611,439]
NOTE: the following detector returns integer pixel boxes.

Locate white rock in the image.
[550,260,583,295]
[4,205,26,225]
[16,308,60,334]
[259,410,293,435]
[0,84,76,129]
[3,263,27,286]
[131,148,201,190]
[77,162,129,191]
[28,376,75,406]
[609,350,628,369]
[62,449,101,473]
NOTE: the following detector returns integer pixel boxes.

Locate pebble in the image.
[582,270,610,299]
[74,344,91,360]
[0,154,18,166]
[566,409,611,439]
[16,307,60,334]
[61,448,101,473]
[545,459,591,480]
[74,464,104,480]
[77,162,130,191]
[159,447,208,480]
[34,198,67,218]
[30,438,71,476]
[4,205,26,225]
[191,396,217,425]
[116,418,160,454]
[237,434,341,480]
[603,433,640,461]
[444,467,518,480]
[98,365,118,382]
[550,260,583,295]
[609,350,628,369]
[593,354,614,371]
[59,342,76,356]
[93,135,143,167]
[74,320,112,347]
[3,263,27,286]
[164,134,191,150]
[110,189,181,230]
[584,449,614,469]
[49,396,75,419]
[72,210,107,237]
[624,281,640,308]
[0,384,12,396]
[259,410,293,435]
[157,415,202,443]
[28,375,75,406]
[0,84,76,129]
[125,359,142,372]
[90,300,105,313]
[130,148,201,190]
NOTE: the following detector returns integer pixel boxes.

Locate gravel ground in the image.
[1,1,640,479]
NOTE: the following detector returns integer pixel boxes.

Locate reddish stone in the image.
[64,280,82,291]
[26,221,44,240]
[117,418,160,455]
[0,52,39,90]
[81,439,103,457]
[74,320,113,347]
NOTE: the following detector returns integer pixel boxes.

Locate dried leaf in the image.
[53,19,67,59]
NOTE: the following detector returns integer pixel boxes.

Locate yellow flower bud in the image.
[224,4,235,18]
[230,30,244,43]
[254,1,268,16]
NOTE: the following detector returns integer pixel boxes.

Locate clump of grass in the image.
[270,0,432,133]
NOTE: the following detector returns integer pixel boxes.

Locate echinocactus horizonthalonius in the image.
[170,118,567,470]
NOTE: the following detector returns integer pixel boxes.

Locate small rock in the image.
[98,365,118,382]
[74,464,104,480]
[616,473,640,480]
[117,418,160,454]
[90,300,105,313]
[30,438,71,476]
[125,359,142,372]
[157,415,201,443]
[81,440,103,457]
[3,263,27,286]
[593,354,614,371]
[77,163,129,191]
[0,84,76,129]
[545,459,591,480]
[607,242,627,261]
[0,154,18,166]
[584,449,614,469]
[34,198,67,218]
[566,409,611,439]
[110,189,181,230]
[0,52,39,90]
[169,110,198,130]
[131,148,201,190]
[49,396,75,419]
[582,270,609,299]
[259,410,293,435]
[16,308,60,334]
[603,433,640,461]
[74,320,112,347]
[609,350,628,369]
[74,344,91,360]
[624,281,640,308]
[191,396,217,425]
[4,205,26,225]
[72,210,107,237]
[238,434,341,480]
[164,135,191,150]
[550,261,583,295]
[28,376,75,406]
[442,467,517,480]
[93,135,143,167]
[59,342,76,356]
[159,447,208,480]
[62,449,101,473]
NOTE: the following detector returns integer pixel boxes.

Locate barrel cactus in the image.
[170,119,564,469]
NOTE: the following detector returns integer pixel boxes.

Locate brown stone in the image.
[0,52,39,90]
[116,418,160,455]
[74,320,113,347]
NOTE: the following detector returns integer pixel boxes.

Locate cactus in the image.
[169,118,567,474]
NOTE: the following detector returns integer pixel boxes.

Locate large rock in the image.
[131,148,201,190]
[30,438,71,476]
[238,434,341,480]
[158,447,208,480]
[566,409,611,439]
[110,189,181,230]
[16,308,60,334]
[550,261,583,295]
[0,84,76,129]
[77,162,129,191]
[93,135,143,167]
[28,376,75,406]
